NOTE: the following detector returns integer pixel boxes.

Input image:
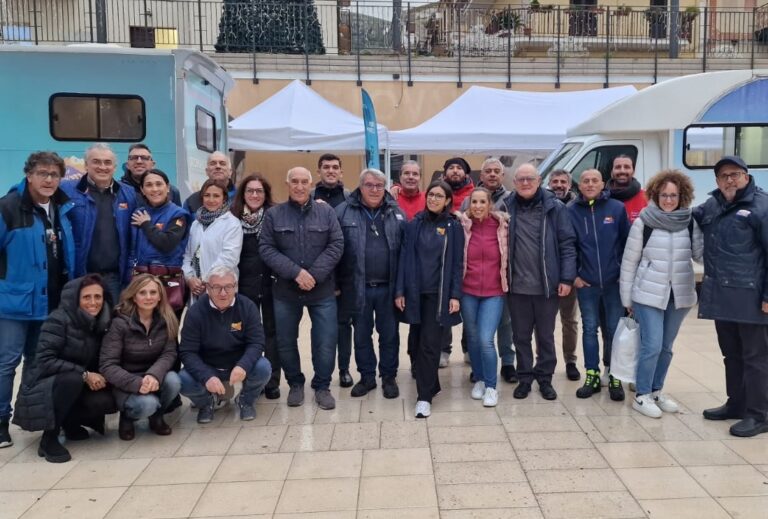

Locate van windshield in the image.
[540,142,582,179]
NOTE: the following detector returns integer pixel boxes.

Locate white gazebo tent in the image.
[228,79,389,153]
[388,85,637,154]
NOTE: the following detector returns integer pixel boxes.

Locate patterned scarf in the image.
[196,203,229,230]
[241,207,265,237]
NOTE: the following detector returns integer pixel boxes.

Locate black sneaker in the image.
[38,431,71,463]
[576,369,601,399]
[608,375,625,401]
[565,362,581,381]
[339,370,354,388]
[469,372,477,383]
[350,378,377,397]
[539,381,557,400]
[501,365,518,384]
[382,377,399,399]
[264,386,281,400]
[0,420,12,448]
[513,382,532,399]
[196,397,215,424]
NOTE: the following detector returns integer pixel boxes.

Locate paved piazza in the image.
[1,312,767,518]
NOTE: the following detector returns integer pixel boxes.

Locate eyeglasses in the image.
[717,171,744,182]
[659,193,679,200]
[514,176,538,185]
[207,284,236,294]
[128,154,152,162]
[427,192,446,200]
[362,183,386,191]
[245,188,265,195]
[30,170,61,180]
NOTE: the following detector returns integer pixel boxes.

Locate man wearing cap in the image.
[695,155,768,437]
[443,157,475,212]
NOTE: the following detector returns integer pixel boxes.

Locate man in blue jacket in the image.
[696,156,768,437]
[60,143,137,305]
[336,169,405,399]
[568,169,630,401]
[0,151,75,448]
[502,164,577,401]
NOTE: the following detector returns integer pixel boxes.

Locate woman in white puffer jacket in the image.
[620,170,703,419]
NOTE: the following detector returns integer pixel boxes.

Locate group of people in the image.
[1,145,767,465]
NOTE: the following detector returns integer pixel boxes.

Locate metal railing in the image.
[2,1,768,84]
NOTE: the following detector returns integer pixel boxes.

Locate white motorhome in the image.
[539,69,768,204]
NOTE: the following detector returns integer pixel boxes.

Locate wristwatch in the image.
[82,370,89,382]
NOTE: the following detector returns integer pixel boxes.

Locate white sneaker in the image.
[439,352,450,368]
[653,391,679,413]
[483,387,498,407]
[463,352,471,365]
[415,400,431,418]
[471,381,486,400]
[633,394,662,418]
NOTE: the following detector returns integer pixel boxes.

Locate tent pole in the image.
[385,149,391,188]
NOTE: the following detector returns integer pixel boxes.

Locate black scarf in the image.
[607,177,642,202]
[196,204,229,230]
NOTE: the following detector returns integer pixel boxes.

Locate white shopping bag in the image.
[610,316,640,384]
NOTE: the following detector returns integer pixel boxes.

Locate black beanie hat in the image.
[443,157,471,175]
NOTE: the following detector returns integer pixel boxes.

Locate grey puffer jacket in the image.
[619,216,704,310]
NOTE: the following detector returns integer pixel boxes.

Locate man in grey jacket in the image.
[259,167,344,410]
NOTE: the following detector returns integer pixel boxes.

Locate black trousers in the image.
[255,296,281,390]
[52,371,116,431]
[508,293,560,384]
[714,320,768,422]
[413,294,444,402]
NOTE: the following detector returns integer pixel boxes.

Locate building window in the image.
[196,106,216,153]
[50,94,145,141]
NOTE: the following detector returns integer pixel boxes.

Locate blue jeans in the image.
[497,300,515,366]
[273,296,337,390]
[462,295,504,389]
[577,283,624,372]
[122,371,182,419]
[633,299,690,395]
[0,319,42,421]
[353,285,400,380]
[179,356,272,408]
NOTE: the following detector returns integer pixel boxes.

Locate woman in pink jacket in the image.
[458,188,509,407]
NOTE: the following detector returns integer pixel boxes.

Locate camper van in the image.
[539,69,768,204]
[0,45,234,199]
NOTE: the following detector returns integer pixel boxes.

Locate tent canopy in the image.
[228,79,388,152]
[389,85,637,154]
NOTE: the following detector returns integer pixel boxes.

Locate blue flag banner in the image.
[361,89,380,170]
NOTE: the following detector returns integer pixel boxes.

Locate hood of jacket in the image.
[58,277,112,333]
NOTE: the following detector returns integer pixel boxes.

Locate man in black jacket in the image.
[695,156,768,437]
[182,151,236,214]
[336,169,405,399]
[259,167,344,410]
[179,266,271,424]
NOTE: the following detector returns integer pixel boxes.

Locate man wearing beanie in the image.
[442,157,475,212]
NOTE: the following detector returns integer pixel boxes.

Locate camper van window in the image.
[540,142,582,179]
[50,94,145,142]
[570,145,638,182]
[684,124,768,169]
[195,106,216,153]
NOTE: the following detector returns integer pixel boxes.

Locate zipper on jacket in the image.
[437,222,449,322]
[590,205,604,288]
[541,214,550,296]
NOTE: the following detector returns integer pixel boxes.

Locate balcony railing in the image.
[2,1,768,84]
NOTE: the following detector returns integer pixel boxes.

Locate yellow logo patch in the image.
[154,223,164,230]
[118,203,128,209]
[230,321,242,332]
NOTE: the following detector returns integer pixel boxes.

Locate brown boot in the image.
[148,411,172,436]
[118,413,135,441]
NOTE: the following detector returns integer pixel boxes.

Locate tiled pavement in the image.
[2,312,768,518]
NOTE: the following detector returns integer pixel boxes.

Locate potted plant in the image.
[615,4,632,16]
[529,0,541,12]
[680,5,699,41]
[683,5,700,22]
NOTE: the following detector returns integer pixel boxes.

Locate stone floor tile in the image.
[559,395,608,416]
[217,402,275,427]
[675,414,734,440]
[54,458,151,489]
[687,465,768,497]
[660,440,748,466]
[279,424,335,452]
[362,447,433,476]
[536,491,644,519]
[587,416,654,442]
[311,399,361,424]
[426,410,501,426]
[174,405,232,429]
[527,468,626,493]
[721,438,768,464]
[596,442,678,468]
[0,432,36,465]
[106,483,205,519]
[501,416,580,433]
[0,490,45,519]
[573,415,608,443]
[228,425,287,455]
[174,427,239,456]
[359,474,437,509]
[330,422,380,450]
[57,434,133,461]
[190,480,283,517]
[134,455,222,485]
[638,497,731,519]
[360,398,404,422]
[287,449,362,479]
[212,453,294,482]
[440,508,544,519]
[494,402,569,418]
[21,487,127,519]
[358,508,440,518]
[267,403,318,426]
[436,482,536,509]
[428,425,508,444]
[717,496,768,518]
[0,461,76,490]
[508,431,593,450]
[119,429,191,458]
[276,478,359,513]
[616,466,708,499]
[434,460,526,484]
[516,448,607,471]
[380,421,428,449]
[274,513,354,519]
[633,414,702,441]
[430,442,516,463]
